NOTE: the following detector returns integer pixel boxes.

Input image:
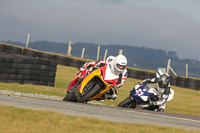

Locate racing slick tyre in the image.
[63,85,77,102]
[77,83,101,103]
[117,97,136,108]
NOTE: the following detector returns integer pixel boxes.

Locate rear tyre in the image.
[63,85,77,102]
[77,83,100,103]
[117,97,136,108]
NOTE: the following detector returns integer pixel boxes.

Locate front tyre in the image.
[77,83,101,103]
[63,85,77,102]
[117,97,136,108]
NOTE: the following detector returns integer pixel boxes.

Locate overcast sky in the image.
[1,0,200,60]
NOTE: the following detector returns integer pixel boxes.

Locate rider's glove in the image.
[137,82,143,85]
[86,67,93,75]
[93,64,99,68]
[79,67,85,72]
[77,67,85,75]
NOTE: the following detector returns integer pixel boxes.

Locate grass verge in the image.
[0,105,199,133]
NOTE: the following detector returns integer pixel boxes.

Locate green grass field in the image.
[0,105,199,133]
[0,65,200,132]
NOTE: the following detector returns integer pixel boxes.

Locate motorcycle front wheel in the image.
[63,84,77,102]
[77,83,101,103]
[117,97,136,108]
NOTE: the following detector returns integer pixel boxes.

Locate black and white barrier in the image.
[0,54,57,87]
[0,42,199,90]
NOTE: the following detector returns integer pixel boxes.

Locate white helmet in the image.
[156,70,170,88]
[156,70,166,78]
[112,55,127,74]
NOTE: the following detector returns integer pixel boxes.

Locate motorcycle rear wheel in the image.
[63,85,77,102]
[77,83,101,103]
[117,97,136,108]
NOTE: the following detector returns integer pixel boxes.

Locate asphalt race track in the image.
[0,94,200,130]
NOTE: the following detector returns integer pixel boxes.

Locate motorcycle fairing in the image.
[67,74,80,91]
[67,69,89,91]
[100,64,118,86]
[130,84,158,102]
[77,64,116,100]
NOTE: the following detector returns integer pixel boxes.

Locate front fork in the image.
[74,78,84,98]
[130,96,137,108]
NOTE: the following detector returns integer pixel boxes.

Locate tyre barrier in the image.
[170,76,177,86]
[0,54,57,87]
[176,76,186,88]
[140,71,156,80]
[68,58,86,68]
[1,43,200,91]
[127,68,141,79]
[38,51,54,60]
[7,45,23,55]
[23,48,38,57]
[53,55,70,66]
[0,44,8,53]
[185,78,200,90]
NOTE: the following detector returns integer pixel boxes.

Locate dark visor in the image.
[117,64,125,70]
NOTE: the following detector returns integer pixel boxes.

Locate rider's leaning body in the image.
[78,55,128,100]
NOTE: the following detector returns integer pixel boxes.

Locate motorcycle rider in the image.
[78,54,128,101]
[140,70,174,112]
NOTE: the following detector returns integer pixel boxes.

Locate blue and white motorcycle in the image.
[118,83,159,111]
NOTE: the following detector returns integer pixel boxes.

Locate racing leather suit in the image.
[78,56,128,100]
[141,78,174,111]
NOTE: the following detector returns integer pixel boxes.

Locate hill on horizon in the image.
[2,40,200,78]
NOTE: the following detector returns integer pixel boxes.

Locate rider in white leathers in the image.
[78,55,128,100]
[140,70,174,112]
